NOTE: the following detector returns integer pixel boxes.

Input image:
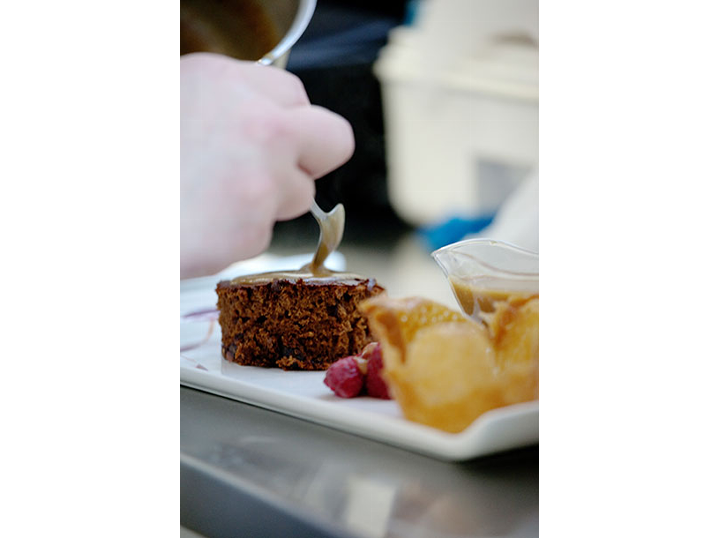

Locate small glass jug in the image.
[432,239,539,326]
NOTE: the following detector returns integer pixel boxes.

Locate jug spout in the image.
[432,239,539,324]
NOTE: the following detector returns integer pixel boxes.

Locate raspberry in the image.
[364,343,392,399]
[324,356,365,398]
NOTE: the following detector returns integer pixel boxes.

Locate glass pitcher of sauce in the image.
[432,239,539,332]
[180,0,316,67]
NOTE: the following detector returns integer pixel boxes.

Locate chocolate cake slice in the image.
[216,272,385,370]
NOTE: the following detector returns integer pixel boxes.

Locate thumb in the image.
[287,105,355,178]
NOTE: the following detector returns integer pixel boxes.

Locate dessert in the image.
[323,342,392,399]
[216,270,385,371]
[360,295,539,433]
[362,343,392,399]
[323,356,366,398]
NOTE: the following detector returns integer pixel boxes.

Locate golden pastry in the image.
[360,295,538,433]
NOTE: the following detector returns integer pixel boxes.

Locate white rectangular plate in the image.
[180,259,538,462]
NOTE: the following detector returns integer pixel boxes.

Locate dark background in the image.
[272,0,413,249]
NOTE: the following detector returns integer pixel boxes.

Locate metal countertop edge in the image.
[181,453,361,538]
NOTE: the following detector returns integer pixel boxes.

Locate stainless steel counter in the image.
[181,387,538,538]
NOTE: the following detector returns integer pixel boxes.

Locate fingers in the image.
[181,52,310,108]
[181,52,355,269]
[182,53,354,178]
[275,168,316,221]
[238,64,311,108]
[286,105,355,179]
[268,105,353,221]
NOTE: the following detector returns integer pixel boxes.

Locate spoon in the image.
[252,59,344,273]
[307,200,345,274]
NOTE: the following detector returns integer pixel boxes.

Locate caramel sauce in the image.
[229,201,351,285]
[309,240,332,275]
[228,267,366,286]
[449,275,539,341]
[180,0,280,61]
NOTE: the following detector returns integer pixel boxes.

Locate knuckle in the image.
[242,223,273,256]
[285,73,309,104]
[242,108,291,145]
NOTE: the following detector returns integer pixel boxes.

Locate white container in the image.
[374,0,538,227]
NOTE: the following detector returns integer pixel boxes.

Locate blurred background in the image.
[275,0,539,249]
[181,0,538,305]
[275,0,410,249]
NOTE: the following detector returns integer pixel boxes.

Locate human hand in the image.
[180,53,354,279]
